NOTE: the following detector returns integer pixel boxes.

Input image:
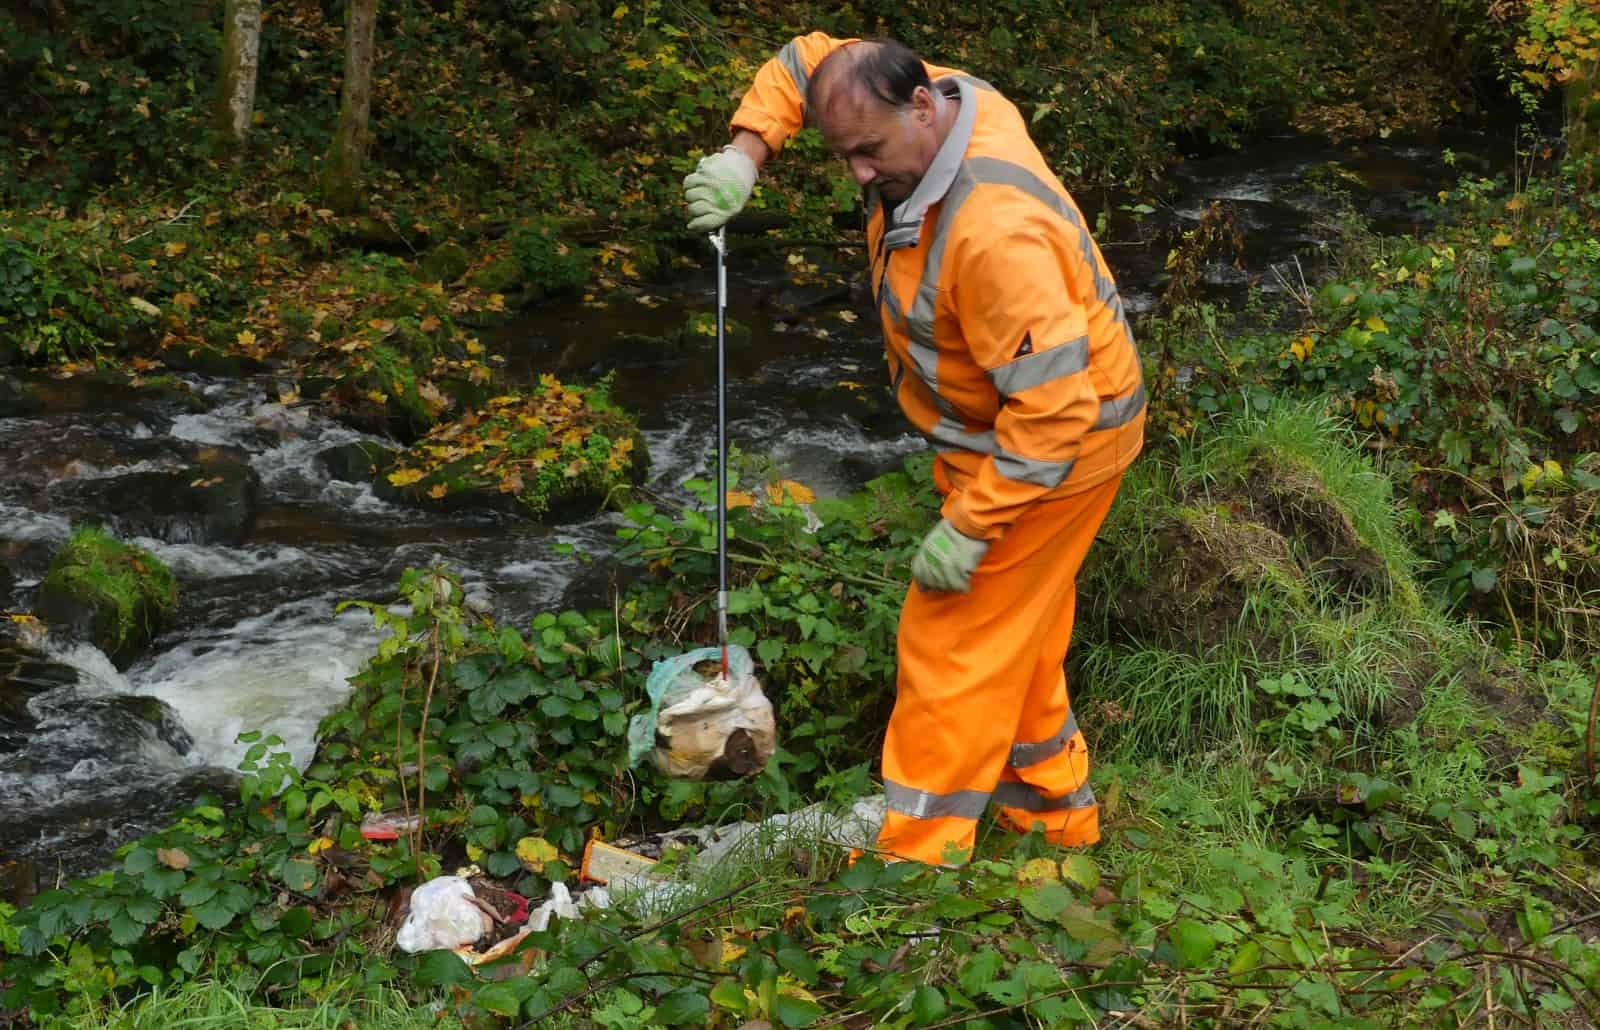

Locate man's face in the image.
[816,83,940,202]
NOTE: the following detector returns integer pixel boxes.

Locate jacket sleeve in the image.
[730,33,967,157]
[940,204,1102,540]
[730,32,856,157]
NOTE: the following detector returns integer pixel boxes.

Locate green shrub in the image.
[508,220,591,297]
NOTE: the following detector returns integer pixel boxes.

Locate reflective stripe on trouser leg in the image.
[994,475,1122,847]
[875,474,1124,865]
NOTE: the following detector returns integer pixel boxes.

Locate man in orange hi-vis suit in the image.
[683,33,1145,865]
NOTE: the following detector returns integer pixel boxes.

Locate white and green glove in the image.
[684,145,757,232]
[911,519,990,593]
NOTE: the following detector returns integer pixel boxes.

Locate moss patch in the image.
[33,527,178,668]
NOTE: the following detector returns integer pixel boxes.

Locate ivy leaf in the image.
[774,995,823,1027]
[193,898,238,930]
[143,867,186,898]
[414,949,471,986]
[178,882,217,907]
[1169,918,1219,968]
[960,950,1005,996]
[912,984,947,1022]
[280,860,319,894]
[654,988,710,1025]
[124,896,162,923]
[108,911,145,946]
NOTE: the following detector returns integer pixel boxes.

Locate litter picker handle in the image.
[711,227,729,678]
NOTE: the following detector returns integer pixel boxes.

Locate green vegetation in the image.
[378,378,647,518]
[1146,164,1600,653]
[6,0,1600,1026]
[6,412,1600,1025]
[33,526,178,667]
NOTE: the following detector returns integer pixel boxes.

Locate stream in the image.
[0,128,1507,884]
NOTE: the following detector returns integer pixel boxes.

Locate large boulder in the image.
[33,527,178,668]
[48,446,261,545]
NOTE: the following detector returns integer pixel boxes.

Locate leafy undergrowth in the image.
[1145,159,1600,654]
[5,408,1600,1028]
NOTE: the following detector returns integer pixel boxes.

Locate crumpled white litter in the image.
[395,876,492,954]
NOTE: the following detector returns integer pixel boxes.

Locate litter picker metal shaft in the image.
[710,226,729,679]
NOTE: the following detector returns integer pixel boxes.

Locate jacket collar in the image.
[882,76,976,252]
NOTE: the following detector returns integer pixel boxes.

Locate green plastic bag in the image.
[626,644,773,779]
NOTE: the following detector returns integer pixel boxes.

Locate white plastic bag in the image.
[395,876,492,954]
[627,645,775,780]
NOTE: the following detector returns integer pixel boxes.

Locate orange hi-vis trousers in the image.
[874,474,1122,865]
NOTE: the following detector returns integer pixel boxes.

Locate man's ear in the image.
[910,84,936,125]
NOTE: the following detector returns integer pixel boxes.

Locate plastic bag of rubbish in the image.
[626,644,775,780]
[396,876,492,954]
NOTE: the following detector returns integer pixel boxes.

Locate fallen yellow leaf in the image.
[1017,856,1061,886]
[515,836,560,874]
[387,468,425,487]
[1491,232,1514,247]
[726,490,756,508]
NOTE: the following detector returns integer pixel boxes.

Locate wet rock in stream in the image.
[47,448,261,545]
[0,628,237,879]
[316,439,399,483]
[33,530,178,670]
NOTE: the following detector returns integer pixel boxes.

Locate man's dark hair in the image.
[806,39,932,120]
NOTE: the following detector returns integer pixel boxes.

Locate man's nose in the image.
[847,156,876,185]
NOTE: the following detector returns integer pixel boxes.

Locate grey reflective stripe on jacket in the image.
[777,40,809,94]
[991,779,1097,813]
[1009,706,1081,769]
[1095,382,1146,431]
[988,336,1089,398]
[883,779,991,821]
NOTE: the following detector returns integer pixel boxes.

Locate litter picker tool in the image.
[623,225,777,781]
[710,225,730,679]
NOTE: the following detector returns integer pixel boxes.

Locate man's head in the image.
[806,40,948,202]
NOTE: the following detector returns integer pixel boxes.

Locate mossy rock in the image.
[465,256,524,295]
[0,374,40,417]
[376,391,649,519]
[419,242,472,284]
[318,341,448,442]
[50,448,261,545]
[676,311,752,349]
[316,440,398,483]
[33,527,178,669]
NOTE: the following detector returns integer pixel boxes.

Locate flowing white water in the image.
[127,596,381,772]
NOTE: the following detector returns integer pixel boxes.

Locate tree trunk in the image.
[320,0,379,213]
[1568,54,1600,179]
[214,0,262,156]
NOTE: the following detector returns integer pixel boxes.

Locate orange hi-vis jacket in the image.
[732,33,1145,540]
